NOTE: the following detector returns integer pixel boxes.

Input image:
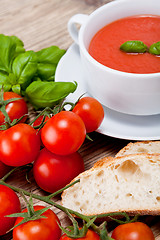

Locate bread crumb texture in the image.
[62,154,160,216]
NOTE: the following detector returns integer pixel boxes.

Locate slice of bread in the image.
[61,154,160,217]
[116,141,160,157]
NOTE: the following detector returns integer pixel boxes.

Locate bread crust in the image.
[116,141,160,157]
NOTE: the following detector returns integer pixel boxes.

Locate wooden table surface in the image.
[1,0,160,239]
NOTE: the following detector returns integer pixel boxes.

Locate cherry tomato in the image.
[72,97,104,133]
[33,148,84,193]
[111,222,155,240]
[0,92,28,125]
[33,115,50,146]
[0,123,40,166]
[13,205,61,240]
[0,160,11,178]
[41,111,86,155]
[0,184,21,236]
[60,229,100,240]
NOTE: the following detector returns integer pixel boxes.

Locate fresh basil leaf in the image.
[12,51,37,90]
[25,80,77,109]
[15,45,25,55]
[0,71,9,84]
[149,42,160,55]
[120,40,148,53]
[12,84,21,95]
[10,35,24,47]
[0,34,17,72]
[0,71,12,91]
[36,46,66,64]
[10,35,25,56]
[0,84,11,92]
[8,73,17,84]
[37,63,56,80]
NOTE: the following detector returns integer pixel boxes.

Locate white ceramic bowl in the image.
[68,0,160,116]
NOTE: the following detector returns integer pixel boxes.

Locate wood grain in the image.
[0,0,160,239]
[0,0,111,51]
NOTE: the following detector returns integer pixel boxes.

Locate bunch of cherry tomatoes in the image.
[0,92,155,240]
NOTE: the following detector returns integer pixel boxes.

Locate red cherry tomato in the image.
[13,205,61,240]
[0,160,11,178]
[41,111,86,155]
[33,115,50,146]
[33,148,84,193]
[72,97,104,133]
[0,123,40,166]
[111,222,155,240]
[0,184,21,236]
[60,229,100,240]
[0,92,28,125]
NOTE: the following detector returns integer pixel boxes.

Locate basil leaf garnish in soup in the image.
[149,42,160,55]
[120,40,148,53]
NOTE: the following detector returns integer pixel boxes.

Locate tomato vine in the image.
[0,166,140,240]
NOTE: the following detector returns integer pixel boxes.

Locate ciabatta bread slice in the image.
[61,154,160,217]
[116,141,160,157]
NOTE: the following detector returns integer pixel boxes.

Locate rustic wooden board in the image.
[1,0,160,239]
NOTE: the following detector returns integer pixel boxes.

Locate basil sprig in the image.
[120,40,148,53]
[0,34,77,109]
[0,34,66,94]
[149,42,160,55]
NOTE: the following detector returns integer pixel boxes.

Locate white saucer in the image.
[55,43,160,141]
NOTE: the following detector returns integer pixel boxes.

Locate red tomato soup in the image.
[88,15,160,74]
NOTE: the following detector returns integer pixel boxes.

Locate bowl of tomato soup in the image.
[68,0,160,115]
[89,15,160,74]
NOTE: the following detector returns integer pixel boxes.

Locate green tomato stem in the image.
[47,179,80,199]
[28,106,53,126]
[0,180,100,233]
[0,166,135,238]
[1,167,19,181]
